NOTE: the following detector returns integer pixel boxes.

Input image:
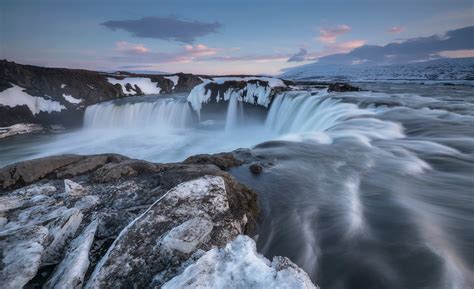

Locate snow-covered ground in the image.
[0,84,65,114]
[281,58,474,83]
[107,77,162,95]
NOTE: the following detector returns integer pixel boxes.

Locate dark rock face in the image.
[183,152,244,170]
[327,82,362,92]
[0,61,204,127]
[0,153,259,288]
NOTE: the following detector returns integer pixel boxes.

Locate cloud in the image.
[388,26,406,34]
[184,44,219,57]
[317,25,351,44]
[288,48,308,62]
[115,41,149,54]
[101,16,221,43]
[315,26,474,65]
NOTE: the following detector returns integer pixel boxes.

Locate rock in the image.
[0,153,260,288]
[44,220,99,289]
[184,152,244,171]
[86,176,249,288]
[327,82,361,92]
[64,179,86,196]
[0,226,49,288]
[249,163,263,174]
[162,235,318,289]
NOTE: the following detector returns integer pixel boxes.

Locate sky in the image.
[1,0,473,75]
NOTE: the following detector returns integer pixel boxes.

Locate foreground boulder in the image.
[0,153,317,288]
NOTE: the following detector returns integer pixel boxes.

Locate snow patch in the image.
[60,84,67,89]
[162,235,318,289]
[62,94,83,104]
[107,77,161,95]
[0,84,66,114]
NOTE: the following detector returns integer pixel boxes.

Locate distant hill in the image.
[281,57,474,82]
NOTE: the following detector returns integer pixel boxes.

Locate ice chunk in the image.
[162,235,318,289]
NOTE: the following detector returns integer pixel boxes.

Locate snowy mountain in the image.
[281,57,474,82]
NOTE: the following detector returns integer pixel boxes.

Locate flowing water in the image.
[0,84,473,289]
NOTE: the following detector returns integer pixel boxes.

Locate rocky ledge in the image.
[0,153,317,288]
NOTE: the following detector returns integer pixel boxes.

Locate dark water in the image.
[1,83,473,289]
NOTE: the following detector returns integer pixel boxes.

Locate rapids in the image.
[0,83,472,289]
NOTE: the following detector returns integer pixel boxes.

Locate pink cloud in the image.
[317,25,351,44]
[438,49,474,58]
[388,26,406,34]
[115,41,150,54]
[184,44,219,57]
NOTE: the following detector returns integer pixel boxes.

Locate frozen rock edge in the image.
[163,235,318,289]
[0,153,316,288]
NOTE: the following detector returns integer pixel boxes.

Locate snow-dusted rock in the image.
[0,226,49,289]
[64,179,86,196]
[107,77,162,95]
[0,153,260,288]
[162,235,318,289]
[86,175,250,288]
[45,220,99,289]
[187,76,288,115]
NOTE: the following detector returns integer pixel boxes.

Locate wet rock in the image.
[183,152,244,171]
[250,163,263,174]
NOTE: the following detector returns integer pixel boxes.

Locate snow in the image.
[62,94,83,104]
[61,84,67,89]
[107,77,162,95]
[187,76,286,114]
[162,235,318,289]
[0,84,66,115]
[0,123,43,139]
[164,75,180,89]
[281,58,474,83]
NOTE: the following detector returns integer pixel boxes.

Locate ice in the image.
[0,123,43,139]
[0,84,65,114]
[162,235,318,289]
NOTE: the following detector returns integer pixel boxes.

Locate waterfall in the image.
[84,98,193,129]
[225,94,241,131]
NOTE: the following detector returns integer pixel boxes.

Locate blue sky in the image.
[1,0,473,74]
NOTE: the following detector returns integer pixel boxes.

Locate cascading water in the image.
[84,96,193,129]
[0,85,473,289]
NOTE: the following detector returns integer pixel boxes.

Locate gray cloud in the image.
[317,26,474,65]
[101,16,221,43]
[287,48,308,62]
